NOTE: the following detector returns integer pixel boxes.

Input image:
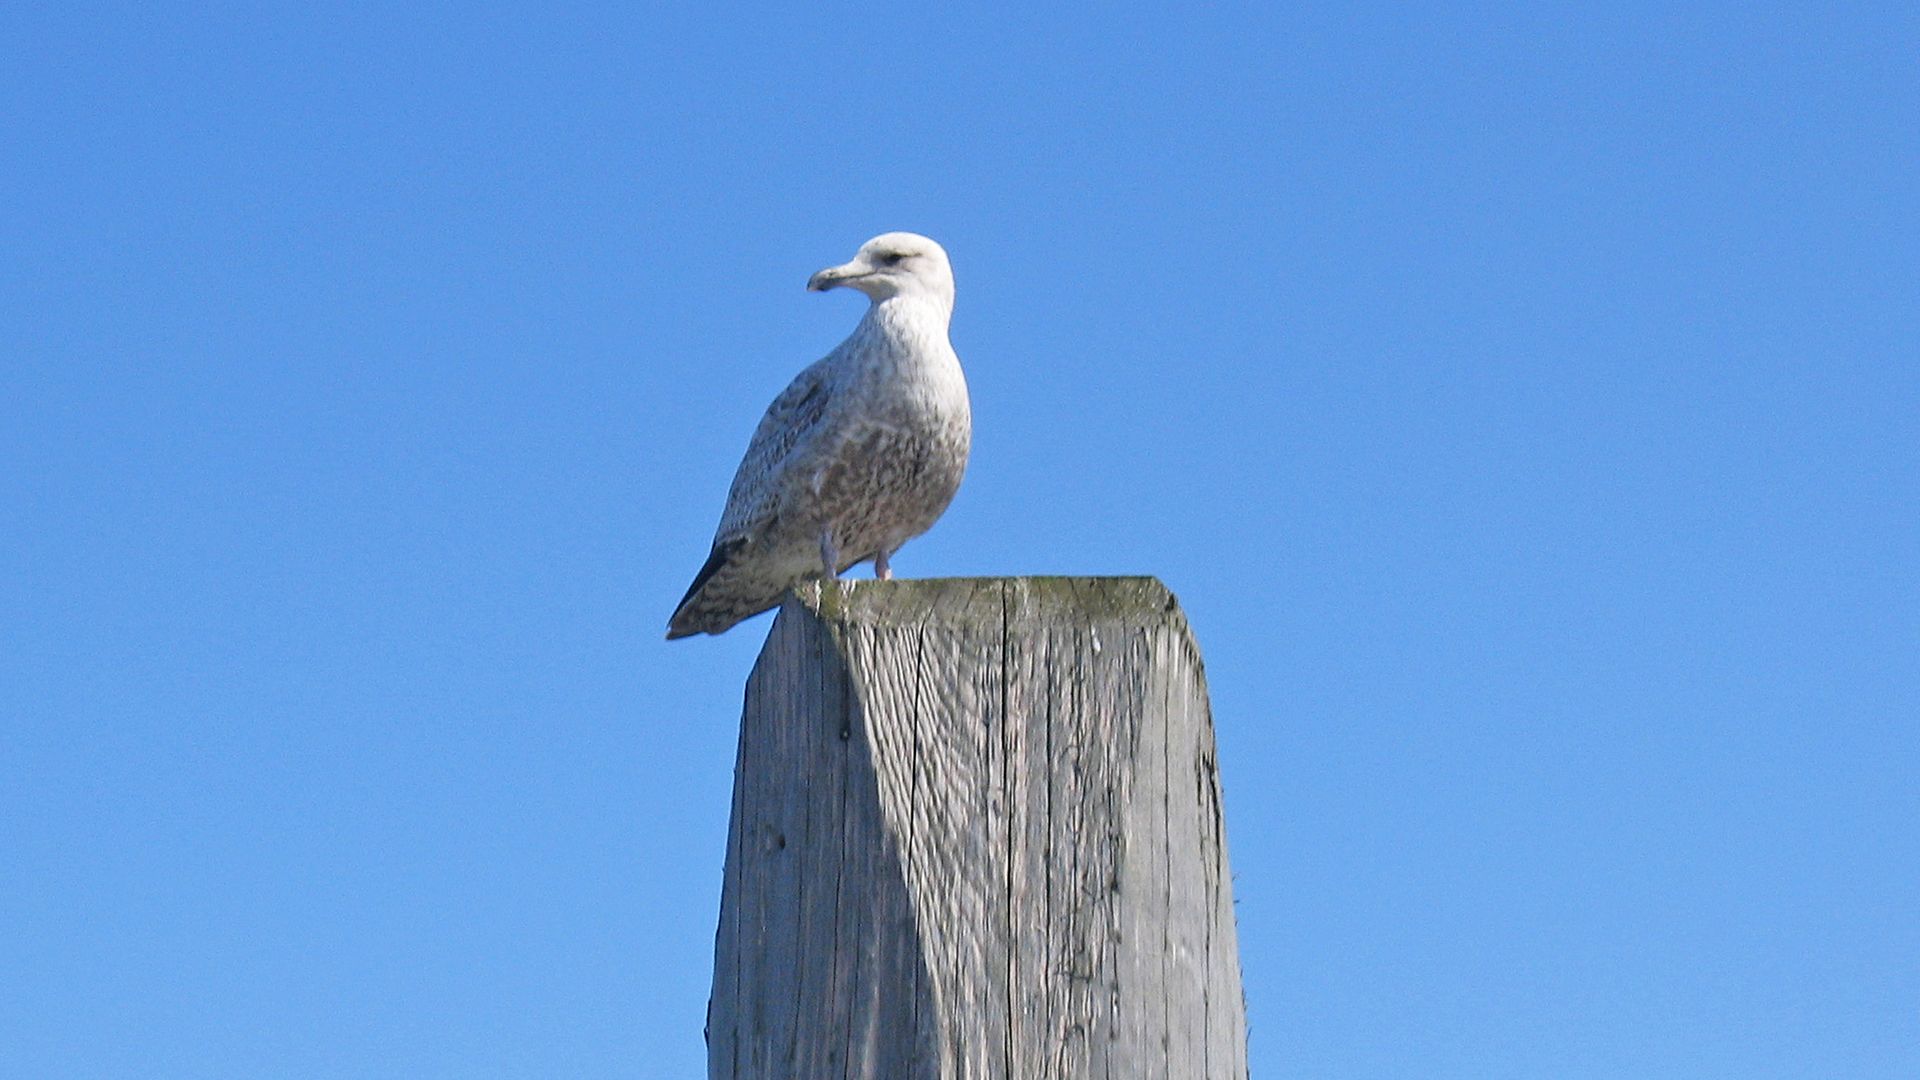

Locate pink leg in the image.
[820,529,840,580]
[874,549,893,581]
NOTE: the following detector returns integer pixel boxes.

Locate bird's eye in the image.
[877,251,906,266]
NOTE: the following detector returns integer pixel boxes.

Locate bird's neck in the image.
[862,293,953,345]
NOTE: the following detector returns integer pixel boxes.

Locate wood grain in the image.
[707,577,1246,1079]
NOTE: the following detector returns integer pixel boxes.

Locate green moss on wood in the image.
[784,576,1184,629]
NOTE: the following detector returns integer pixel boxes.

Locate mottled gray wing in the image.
[714,357,834,542]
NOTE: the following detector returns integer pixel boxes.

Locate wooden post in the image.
[707,577,1247,1080]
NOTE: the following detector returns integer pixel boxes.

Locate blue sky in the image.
[4,4,1916,1077]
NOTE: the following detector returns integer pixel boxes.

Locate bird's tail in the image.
[666,538,766,639]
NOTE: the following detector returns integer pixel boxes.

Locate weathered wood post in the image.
[707,577,1247,1079]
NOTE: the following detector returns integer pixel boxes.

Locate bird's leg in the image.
[874,549,893,581]
[819,528,840,580]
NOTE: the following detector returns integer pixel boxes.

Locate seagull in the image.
[667,232,972,639]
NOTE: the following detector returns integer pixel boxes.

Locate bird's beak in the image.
[807,261,866,291]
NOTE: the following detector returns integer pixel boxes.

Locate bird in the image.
[667,232,972,639]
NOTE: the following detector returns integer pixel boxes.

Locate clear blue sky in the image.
[4,4,1916,1078]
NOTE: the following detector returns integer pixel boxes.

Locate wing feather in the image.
[714,357,834,542]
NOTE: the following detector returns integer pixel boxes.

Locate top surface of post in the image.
[787,575,1189,631]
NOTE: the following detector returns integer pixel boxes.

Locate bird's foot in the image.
[874,550,893,581]
[819,530,840,580]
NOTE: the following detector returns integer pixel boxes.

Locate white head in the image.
[806,232,954,306]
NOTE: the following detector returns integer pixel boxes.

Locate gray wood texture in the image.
[708,577,1247,1079]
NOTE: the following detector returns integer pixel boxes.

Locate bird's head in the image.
[806,232,954,305]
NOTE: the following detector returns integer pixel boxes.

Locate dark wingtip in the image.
[666,538,746,641]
